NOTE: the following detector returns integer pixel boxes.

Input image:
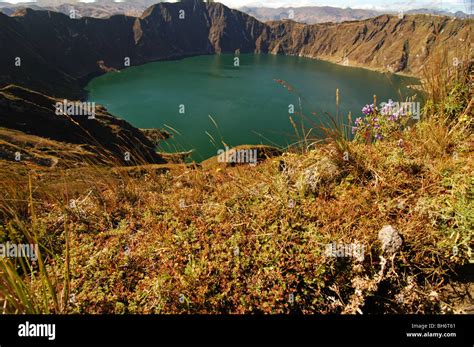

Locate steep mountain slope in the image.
[0,85,165,165]
[260,15,471,74]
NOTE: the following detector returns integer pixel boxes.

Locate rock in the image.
[201,145,282,169]
[301,156,341,192]
[378,225,403,254]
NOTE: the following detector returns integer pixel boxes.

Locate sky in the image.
[4,0,472,13]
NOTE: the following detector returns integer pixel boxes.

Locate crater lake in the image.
[86,54,419,162]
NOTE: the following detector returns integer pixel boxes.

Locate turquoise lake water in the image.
[86,54,419,161]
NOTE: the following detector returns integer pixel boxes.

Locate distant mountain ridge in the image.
[240,6,381,24]
[240,6,471,24]
[0,0,159,18]
[0,1,471,22]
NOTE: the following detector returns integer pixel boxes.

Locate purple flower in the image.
[374,124,381,129]
[355,117,364,126]
[362,104,374,115]
[375,133,383,141]
[352,126,358,134]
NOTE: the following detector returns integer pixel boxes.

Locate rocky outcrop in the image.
[260,15,471,74]
[0,85,165,165]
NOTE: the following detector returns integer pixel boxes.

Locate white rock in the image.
[378,225,403,254]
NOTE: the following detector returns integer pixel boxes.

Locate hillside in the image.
[0,58,472,313]
[261,15,471,74]
[0,85,166,165]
